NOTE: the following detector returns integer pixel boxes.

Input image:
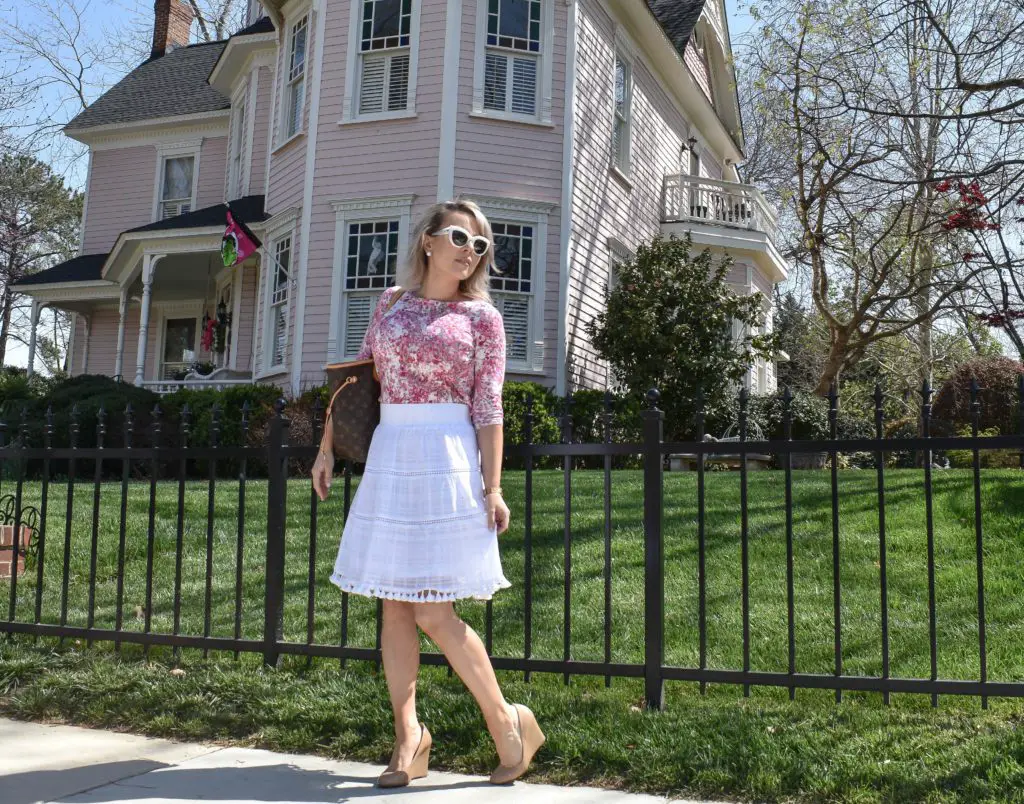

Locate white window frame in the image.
[228,82,251,199]
[258,208,300,376]
[280,10,310,144]
[606,237,632,296]
[267,235,292,372]
[151,140,201,222]
[327,195,415,362]
[472,0,555,127]
[472,196,553,374]
[153,301,204,382]
[611,50,633,177]
[341,0,422,124]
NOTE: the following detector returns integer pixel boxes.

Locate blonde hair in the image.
[397,199,494,303]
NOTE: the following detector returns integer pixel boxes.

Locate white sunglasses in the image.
[430,225,491,256]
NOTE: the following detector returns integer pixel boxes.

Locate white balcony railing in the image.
[661,175,779,243]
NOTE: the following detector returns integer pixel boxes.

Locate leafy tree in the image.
[0,153,82,366]
[585,233,779,439]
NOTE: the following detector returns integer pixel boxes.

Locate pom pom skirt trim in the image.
[329,403,512,603]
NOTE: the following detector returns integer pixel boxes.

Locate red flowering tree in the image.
[935,184,1024,355]
[746,0,1024,395]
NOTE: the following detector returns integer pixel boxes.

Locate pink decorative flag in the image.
[221,207,262,267]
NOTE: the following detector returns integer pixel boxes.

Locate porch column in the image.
[26,300,42,378]
[134,253,161,386]
[81,316,91,375]
[114,287,129,381]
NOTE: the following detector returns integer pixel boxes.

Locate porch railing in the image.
[662,174,780,243]
[141,378,255,395]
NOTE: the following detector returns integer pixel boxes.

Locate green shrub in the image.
[946,425,1022,469]
[933,356,1024,436]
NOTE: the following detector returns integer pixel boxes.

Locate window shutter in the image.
[360,54,410,115]
[345,294,378,356]
[388,54,410,110]
[272,306,288,366]
[484,53,507,110]
[497,296,530,363]
[510,57,537,114]
[289,76,304,135]
[359,56,387,114]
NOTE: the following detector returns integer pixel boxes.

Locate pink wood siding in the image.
[266,12,310,214]
[293,0,447,388]
[233,260,259,372]
[568,0,735,390]
[82,306,121,375]
[81,146,156,254]
[248,66,273,196]
[197,136,228,208]
[452,0,567,385]
[684,39,713,105]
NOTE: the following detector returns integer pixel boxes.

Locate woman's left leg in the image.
[413,602,522,766]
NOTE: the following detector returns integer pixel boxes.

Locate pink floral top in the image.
[356,286,506,429]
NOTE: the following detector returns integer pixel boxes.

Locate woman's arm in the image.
[472,306,509,533]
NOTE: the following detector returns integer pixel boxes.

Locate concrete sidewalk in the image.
[2,717,716,804]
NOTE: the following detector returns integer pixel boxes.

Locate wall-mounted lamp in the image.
[687,136,698,151]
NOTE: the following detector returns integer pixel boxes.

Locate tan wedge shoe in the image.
[377,723,432,788]
[489,704,545,785]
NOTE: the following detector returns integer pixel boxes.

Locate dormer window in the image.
[159,155,195,219]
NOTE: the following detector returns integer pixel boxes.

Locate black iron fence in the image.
[2,379,1024,711]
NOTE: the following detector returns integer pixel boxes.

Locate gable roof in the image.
[15,254,108,287]
[232,16,275,37]
[646,0,707,56]
[65,41,230,132]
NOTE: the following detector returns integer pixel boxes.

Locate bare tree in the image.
[746,0,1024,395]
[1,0,249,169]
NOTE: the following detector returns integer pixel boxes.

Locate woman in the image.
[311,199,545,788]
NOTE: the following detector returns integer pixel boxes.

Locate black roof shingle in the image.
[125,195,266,234]
[15,254,109,287]
[646,0,707,56]
[232,16,275,37]
[65,41,230,132]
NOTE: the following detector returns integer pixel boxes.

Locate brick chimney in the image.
[151,0,195,60]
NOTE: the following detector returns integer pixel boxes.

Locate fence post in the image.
[642,387,665,711]
[264,398,290,668]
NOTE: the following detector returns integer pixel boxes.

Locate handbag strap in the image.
[324,287,406,424]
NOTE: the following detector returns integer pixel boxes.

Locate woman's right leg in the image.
[381,599,423,768]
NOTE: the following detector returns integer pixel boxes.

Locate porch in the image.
[17,197,269,395]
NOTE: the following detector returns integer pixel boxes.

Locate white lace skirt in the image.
[329,403,512,603]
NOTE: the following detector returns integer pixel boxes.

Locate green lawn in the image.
[4,468,1024,802]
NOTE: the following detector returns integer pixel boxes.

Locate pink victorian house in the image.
[17,0,787,397]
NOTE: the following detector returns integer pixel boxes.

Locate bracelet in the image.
[483,486,503,497]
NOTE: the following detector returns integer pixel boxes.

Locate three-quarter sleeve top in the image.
[356,286,506,429]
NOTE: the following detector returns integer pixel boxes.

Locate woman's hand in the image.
[311,449,335,501]
[485,492,510,535]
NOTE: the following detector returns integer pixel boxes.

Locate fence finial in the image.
[646,387,660,409]
[97,406,107,448]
